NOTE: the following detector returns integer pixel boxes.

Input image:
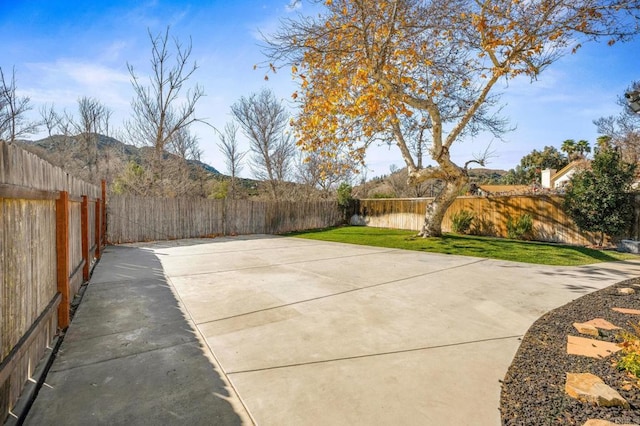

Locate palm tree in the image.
[575,139,591,159]
[561,139,577,161]
[596,135,612,153]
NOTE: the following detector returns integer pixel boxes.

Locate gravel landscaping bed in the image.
[501,277,640,425]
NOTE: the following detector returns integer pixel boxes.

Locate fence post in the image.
[81,195,90,281]
[56,191,71,329]
[101,179,107,245]
[95,198,102,260]
[634,194,640,241]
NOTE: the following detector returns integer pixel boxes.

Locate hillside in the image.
[17,133,221,176]
[354,166,508,198]
[14,134,275,198]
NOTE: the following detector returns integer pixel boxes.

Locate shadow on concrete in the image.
[493,258,640,294]
[23,245,246,426]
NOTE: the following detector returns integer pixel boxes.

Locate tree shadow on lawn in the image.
[434,234,632,264]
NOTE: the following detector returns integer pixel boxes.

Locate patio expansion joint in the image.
[225,334,522,375]
[62,318,194,343]
[169,248,406,278]
[49,339,201,374]
[87,278,169,290]
[196,257,489,327]
[162,241,334,258]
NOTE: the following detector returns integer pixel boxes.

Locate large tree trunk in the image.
[268,179,278,200]
[147,148,166,196]
[419,174,468,237]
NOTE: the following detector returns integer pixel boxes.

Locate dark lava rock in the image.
[500,278,640,425]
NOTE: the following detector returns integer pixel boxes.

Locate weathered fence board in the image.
[107,196,343,244]
[356,196,612,245]
[68,200,83,297]
[0,141,103,423]
[0,199,56,361]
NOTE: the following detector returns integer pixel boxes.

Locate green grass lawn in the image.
[289,226,638,266]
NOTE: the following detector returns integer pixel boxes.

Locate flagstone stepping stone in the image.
[565,373,630,408]
[567,335,621,358]
[582,318,621,330]
[613,307,640,315]
[583,419,638,426]
[618,287,636,295]
[573,322,599,337]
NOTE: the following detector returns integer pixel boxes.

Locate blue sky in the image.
[1,0,638,178]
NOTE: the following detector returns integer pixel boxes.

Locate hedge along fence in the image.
[0,141,105,423]
[107,195,343,244]
[356,196,615,246]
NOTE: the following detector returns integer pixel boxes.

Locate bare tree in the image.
[33,103,76,166]
[165,127,209,197]
[387,164,406,197]
[272,131,296,181]
[125,26,205,195]
[167,126,202,161]
[39,103,61,138]
[73,97,112,179]
[594,81,640,163]
[216,121,247,199]
[112,161,150,196]
[45,97,114,184]
[0,67,39,142]
[296,148,354,196]
[230,88,295,199]
[34,99,124,184]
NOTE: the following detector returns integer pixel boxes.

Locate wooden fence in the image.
[0,141,105,423]
[107,196,343,244]
[355,196,628,245]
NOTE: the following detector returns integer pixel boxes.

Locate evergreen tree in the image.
[502,146,568,185]
[564,148,636,246]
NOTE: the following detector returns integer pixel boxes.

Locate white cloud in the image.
[100,41,129,63]
[285,1,302,12]
[121,0,162,28]
[20,60,133,136]
[62,61,130,86]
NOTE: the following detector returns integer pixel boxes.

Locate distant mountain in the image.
[467,167,507,184]
[17,133,221,176]
[188,159,220,175]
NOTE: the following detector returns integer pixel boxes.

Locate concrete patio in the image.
[23,235,640,425]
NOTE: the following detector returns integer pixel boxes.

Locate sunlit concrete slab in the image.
[227,337,520,426]
[26,236,639,426]
[158,238,393,277]
[168,266,359,324]
[150,235,640,426]
[196,271,526,373]
[285,245,481,287]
